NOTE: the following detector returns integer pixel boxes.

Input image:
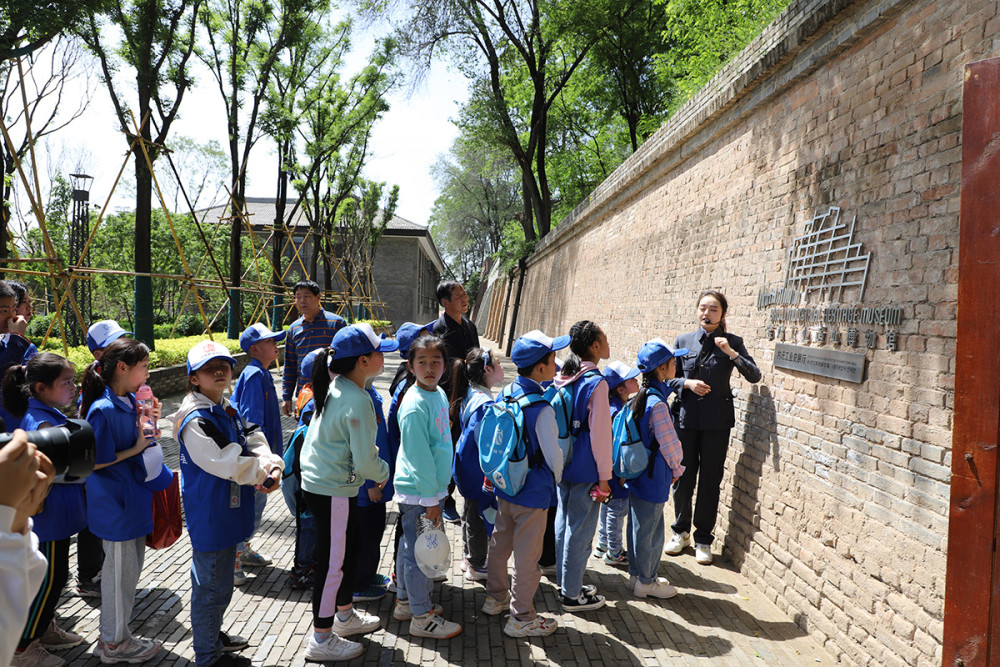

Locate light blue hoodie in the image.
[393,384,453,505]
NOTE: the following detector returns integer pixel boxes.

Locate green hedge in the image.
[38,335,244,379]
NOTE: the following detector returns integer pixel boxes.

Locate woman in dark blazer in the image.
[665,290,761,564]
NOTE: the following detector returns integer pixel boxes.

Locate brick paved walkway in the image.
[48,342,828,666]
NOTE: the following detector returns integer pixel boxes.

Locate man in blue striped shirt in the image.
[281,281,347,416]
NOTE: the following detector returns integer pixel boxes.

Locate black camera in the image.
[0,419,97,479]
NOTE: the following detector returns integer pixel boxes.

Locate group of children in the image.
[2,272,695,666]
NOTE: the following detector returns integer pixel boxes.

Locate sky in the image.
[11,11,470,229]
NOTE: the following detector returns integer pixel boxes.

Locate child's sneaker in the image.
[408,612,462,638]
[503,615,559,638]
[560,590,606,612]
[664,531,690,555]
[233,558,248,586]
[369,573,391,588]
[239,545,272,567]
[11,640,65,667]
[387,570,397,593]
[39,619,84,650]
[94,637,161,664]
[392,599,443,621]
[603,549,628,566]
[218,631,249,652]
[333,608,380,637]
[592,543,608,558]
[352,585,387,602]
[302,633,363,662]
[76,575,101,599]
[633,576,678,599]
[462,558,488,582]
[481,592,511,616]
[288,566,313,590]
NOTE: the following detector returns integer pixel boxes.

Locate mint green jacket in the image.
[300,375,389,497]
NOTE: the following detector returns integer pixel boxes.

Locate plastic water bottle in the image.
[136,384,157,440]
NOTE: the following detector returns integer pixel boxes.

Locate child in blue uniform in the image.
[449,347,504,582]
[170,340,284,667]
[481,331,566,638]
[552,320,613,612]
[80,338,173,664]
[4,353,86,666]
[594,361,641,566]
[298,324,394,663]
[352,380,396,601]
[231,323,287,578]
[626,339,687,599]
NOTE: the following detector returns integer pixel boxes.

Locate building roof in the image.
[194,196,446,272]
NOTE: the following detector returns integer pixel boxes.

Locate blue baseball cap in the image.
[636,338,688,372]
[87,320,132,352]
[332,322,399,358]
[603,361,640,390]
[395,321,435,358]
[511,330,571,368]
[187,339,237,374]
[239,322,287,353]
[300,348,323,382]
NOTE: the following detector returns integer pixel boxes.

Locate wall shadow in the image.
[725,384,778,570]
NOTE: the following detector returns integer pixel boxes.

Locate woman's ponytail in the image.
[1,364,29,418]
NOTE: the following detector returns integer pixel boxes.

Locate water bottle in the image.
[136,384,157,440]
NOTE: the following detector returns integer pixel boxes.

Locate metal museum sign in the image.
[756,206,902,383]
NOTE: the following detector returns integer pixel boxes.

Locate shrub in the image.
[26,313,56,340]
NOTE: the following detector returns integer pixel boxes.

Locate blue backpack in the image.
[477,387,548,496]
[611,387,665,480]
[544,368,603,466]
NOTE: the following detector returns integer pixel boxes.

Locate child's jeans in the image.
[191,545,237,666]
[597,497,628,554]
[555,481,602,598]
[626,496,666,584]
[395,501,443,616]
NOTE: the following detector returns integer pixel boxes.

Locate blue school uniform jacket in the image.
[556,369,606,484]
[85,386,171,541]
[23,398,87,542]
[358,387,396,506]
[494,377,558,510]
[624,380,675,504]
[231,358,284,455]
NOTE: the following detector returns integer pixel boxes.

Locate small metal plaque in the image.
[774,343,866,383]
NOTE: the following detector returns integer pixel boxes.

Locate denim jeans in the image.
[626,496,665,585]
[191,545,237,666]
[281,474,316,571]
[395,501,442,616]
[555,481,602,598]
[597,497,628,554]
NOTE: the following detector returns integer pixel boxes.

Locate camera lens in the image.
[0,419,97,478]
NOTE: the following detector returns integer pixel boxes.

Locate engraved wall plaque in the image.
[774,343,866,383]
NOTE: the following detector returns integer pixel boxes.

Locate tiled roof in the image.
[195,197,426,232]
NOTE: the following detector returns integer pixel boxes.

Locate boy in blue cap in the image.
[482,330,566,637]
[231,323,287,578]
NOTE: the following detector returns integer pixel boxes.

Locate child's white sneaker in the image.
[333,608,380,637]
[408,612,462,639]
[503,615,558,638]
[664,531,690,555]
[481,592,511,616]
[695,543,713,564]
[633,577,678,599]
[392,599,443,621]
[303,633,363,662]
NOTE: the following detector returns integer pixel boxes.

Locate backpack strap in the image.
[571,369,605,436]
[643,389,666,478]
[513,391,548,469]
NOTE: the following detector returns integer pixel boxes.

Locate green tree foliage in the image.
[335,178,398,315]
[0,0,104,58]
[79,0,203,348]
[429,132,519,284]
[656,0,790,111]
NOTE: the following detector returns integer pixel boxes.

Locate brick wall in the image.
[500,0,1000,664]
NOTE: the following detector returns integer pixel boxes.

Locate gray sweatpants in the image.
[100,537,146,644]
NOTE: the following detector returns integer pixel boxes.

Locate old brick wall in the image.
[503,0,1000,664]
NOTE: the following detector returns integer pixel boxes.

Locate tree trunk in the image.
[271,143,288,327]
[133,134,155,349]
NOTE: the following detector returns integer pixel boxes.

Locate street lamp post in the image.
[69,173,93,347]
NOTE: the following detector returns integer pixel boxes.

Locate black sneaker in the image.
[560,591,606,612]
[288,567,314,590]
[442,498,460,524]
[211,654,252,667]
[76,578,101,598]
[219,631,250,652]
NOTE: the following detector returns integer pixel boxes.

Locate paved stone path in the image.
[48,340,828,666]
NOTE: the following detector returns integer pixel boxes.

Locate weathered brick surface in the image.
[495,0,999,663]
